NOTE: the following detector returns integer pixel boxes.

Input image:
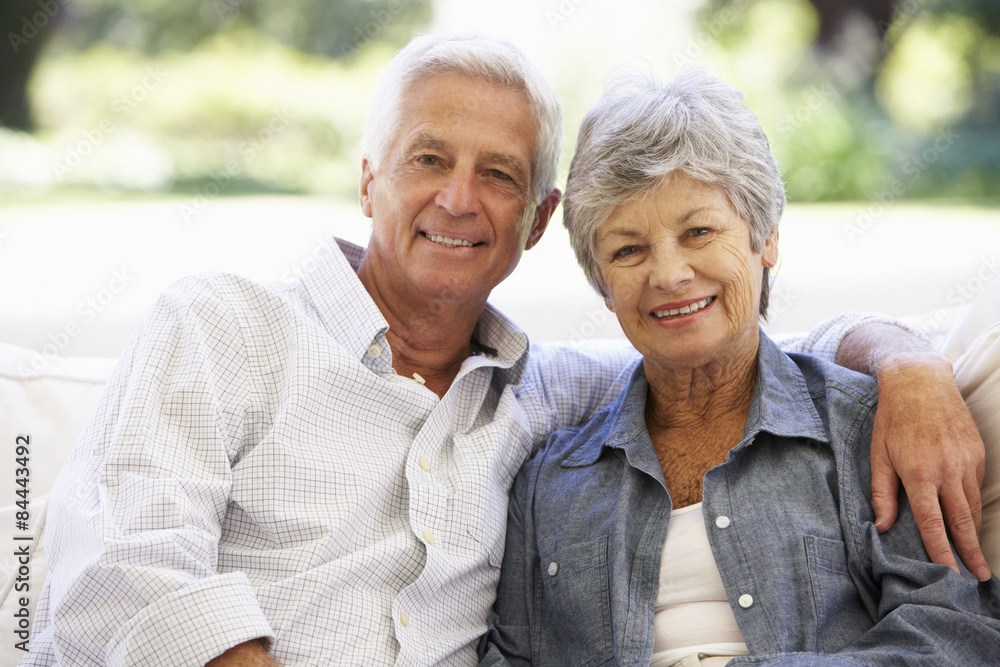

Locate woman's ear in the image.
[762,226,779,268]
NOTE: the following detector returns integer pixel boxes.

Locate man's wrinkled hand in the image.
[870,356,990,581]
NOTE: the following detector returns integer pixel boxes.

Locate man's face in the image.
[360,73,554,309]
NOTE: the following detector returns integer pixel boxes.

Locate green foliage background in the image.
[2,0,998,204]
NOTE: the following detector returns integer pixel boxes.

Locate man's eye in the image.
[688,227,710,237]
[417,155,440,166]
[488,169,512,181]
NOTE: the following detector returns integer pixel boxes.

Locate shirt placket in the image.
[702,434,779,655]
[393,360,496,662]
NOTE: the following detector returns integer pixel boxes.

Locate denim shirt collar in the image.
[563,330,830,474]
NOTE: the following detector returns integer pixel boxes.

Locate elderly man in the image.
[25,33,988,666]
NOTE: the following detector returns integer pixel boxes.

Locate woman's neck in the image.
[643,344,759,433]
[642,338,760,508]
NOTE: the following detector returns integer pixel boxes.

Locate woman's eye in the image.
[688,227,710,238]
[614,245,638,259]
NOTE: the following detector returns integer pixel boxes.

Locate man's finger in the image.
[909,488,960,574]
[870,439,900,532]
[944,477,991,581]
[968,466,985,535]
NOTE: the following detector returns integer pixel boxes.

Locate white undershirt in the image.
[649,503,750,667]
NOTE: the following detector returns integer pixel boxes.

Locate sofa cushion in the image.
[0,343,117,498]
[953,321,1000,567]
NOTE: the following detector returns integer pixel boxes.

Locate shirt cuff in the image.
[106,572,274,666]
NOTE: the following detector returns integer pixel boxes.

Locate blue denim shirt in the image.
[481,333,1000,666]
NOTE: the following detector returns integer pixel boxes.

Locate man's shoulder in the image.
[160,271,296,312]
[523,339,638,383]
[136,271,319,358]
[152,271,305,326]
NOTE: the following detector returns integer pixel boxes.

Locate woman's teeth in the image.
[653,296,715,318]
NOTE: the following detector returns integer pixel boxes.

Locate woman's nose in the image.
[648,245,695,293]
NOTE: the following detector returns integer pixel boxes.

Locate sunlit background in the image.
[1,0,999,357]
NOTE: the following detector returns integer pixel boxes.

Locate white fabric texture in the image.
[954,320,1000,567]
[20,238,636,667]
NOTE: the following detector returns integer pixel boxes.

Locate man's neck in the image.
[357,261,486,399]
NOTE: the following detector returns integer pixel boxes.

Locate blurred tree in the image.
[810,0,895,52]
[56,0,430,57]
[704,0,1000,200]
[0,0,430,130]
[2,0,65,130]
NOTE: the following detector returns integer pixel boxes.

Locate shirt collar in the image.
[564,330,830,471]
[298,237,530,383]
[297,237,390,362]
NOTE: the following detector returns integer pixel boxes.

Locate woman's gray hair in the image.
[563,68,785,316]
[361,32,563,206]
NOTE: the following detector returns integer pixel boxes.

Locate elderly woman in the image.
[480,70,1000,666]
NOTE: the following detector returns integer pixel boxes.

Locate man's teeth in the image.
[653,297,715,318]
[426,233,475,248]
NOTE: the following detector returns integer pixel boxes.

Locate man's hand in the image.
[839,324,990,581]
[206,639,281,666]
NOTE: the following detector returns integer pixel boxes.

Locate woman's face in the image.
[595,173,778,374]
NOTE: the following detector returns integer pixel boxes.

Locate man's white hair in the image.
[360,32,563,204]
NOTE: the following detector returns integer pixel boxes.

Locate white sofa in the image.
[1,198,999,665]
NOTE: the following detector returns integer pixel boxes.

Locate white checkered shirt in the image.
[23,238,901,666]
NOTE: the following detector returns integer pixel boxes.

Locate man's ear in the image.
[360,158,375,219]
[524,189,562,251]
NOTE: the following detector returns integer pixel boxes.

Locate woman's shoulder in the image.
[786,351,879,409]
[526,370,639,475]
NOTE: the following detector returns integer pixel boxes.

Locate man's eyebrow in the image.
[406,133,450,154]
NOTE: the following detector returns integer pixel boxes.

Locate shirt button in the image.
[422,530,436,546]
[399,611,410,627]
[548,562,558,576]
[738,594,754,608]
[418,456,431,471]
[715,516,731,529]
[367,343,382,358]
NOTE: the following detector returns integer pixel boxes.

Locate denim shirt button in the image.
[715,515,731,529]
[738,594,754,608]
[548,561,558,576]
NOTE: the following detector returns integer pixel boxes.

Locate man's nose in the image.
[435,168,482,217]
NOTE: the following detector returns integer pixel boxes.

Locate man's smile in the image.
[421,231,484,248]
